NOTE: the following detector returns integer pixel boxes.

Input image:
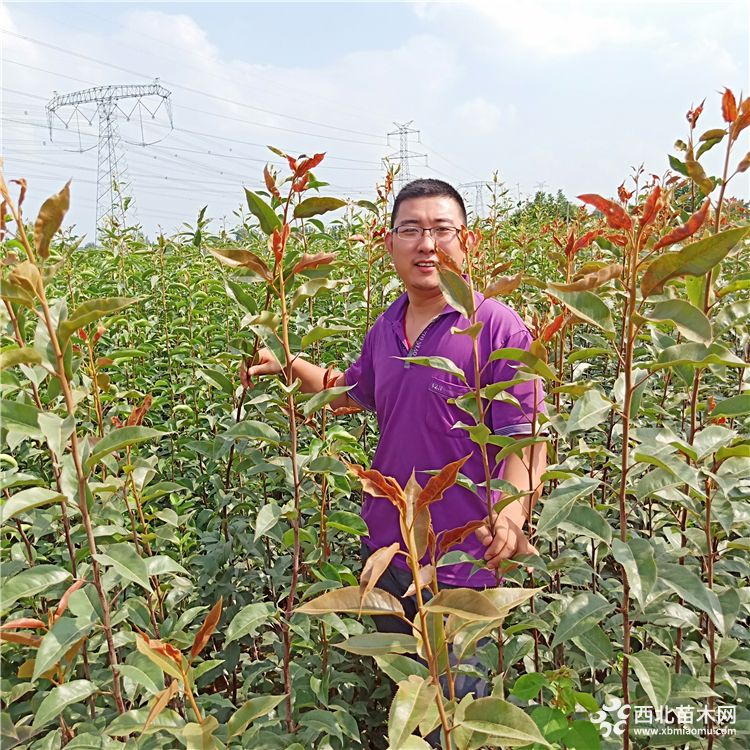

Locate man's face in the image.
[385,196,466,297]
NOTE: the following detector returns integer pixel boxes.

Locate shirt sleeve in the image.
[488,327,547,437]
[344,327,377,412]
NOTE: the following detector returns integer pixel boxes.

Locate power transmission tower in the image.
[458,181,487,220]
[385,121,426,189]
[46,80,173,244]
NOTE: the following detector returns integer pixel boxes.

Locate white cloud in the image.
[459,0,661,58]
[454,97,516,134]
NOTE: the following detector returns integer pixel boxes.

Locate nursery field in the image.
[1,90,750,750]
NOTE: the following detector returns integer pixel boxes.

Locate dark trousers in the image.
[360,543,491,700]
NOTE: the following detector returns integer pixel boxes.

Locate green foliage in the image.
[2,91,750,750]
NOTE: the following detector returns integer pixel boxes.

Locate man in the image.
[247,178,546,673]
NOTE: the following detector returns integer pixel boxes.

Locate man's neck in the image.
[405,290,447,322]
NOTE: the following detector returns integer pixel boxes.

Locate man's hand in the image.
[475,515,538,570]
[242,347,282,387]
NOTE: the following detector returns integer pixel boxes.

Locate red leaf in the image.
[605,233,628,247]
[297,152,325,175]
[542,313,565,342]
[731,98,750,140]
[190,597,222,662]
[126,395,153,427]
[722,88,737,123]
[437,519,487,555]
[286,154,298,173]
[563,231,575,258]
[416,455,471,512]
[653,198,711,250]
[0,618,46,630]
[291,252,336,276]
[0,632,42,647]
[571,229,603,256]
[639,185,662,230]
[264,165,280,199]
[54,579,86,620]
[686,99,705,128]
[271,223,291,266]
[578,194,632,231]
[617,182,633,203]
[345,462,406,515]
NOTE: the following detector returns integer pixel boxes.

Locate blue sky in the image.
[2,1,748,240]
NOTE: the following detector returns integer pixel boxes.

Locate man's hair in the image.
[390,178,467,227]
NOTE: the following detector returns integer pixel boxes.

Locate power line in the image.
[0,29,388,142]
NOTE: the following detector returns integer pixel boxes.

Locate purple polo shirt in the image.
[345,291,546,588]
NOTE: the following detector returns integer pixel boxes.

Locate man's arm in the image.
[244,348,360,412]
[474,440,547,569]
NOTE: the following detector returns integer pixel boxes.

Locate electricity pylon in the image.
[458,181,487,219]
[46,80,173,244]
[385,121,426,189]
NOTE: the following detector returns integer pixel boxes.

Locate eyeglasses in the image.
[392,225,460,242]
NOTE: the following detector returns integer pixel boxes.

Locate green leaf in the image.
[536,477,600,537]
[302,385,351,417]
[105,708,184,737]
[649,342,748,370]
[564,389,612,434]
[374,654,429,683]
[296,586,405,618]
[2,565,71,612]
[531,706,568,742]
[225,602,275,644]
[510,673,547,702]
[572,625,613,664]
[629,651,671,709]
[58,298,137,349]
[32,680,98,730]
[424,589,503,621]
[552,593,613,647]
[244,189,281,235]
[715,300,750,335]
[291,277,337,309]
[39,402,76,455]
[254,502,281,542]
[0,346,42,372]
[197,368,234,396]
[611,537,657,610]
[642,226,750,298]
[643,299,712,344]
[660,563,725,633]
[333,633,418,656]
[559,505,612,546]
[461,697,550,747]
[293,196,346,219]
[565,720,602,750]
[0,399,42,437]
[668,154,688,176]
[144,555,190,578]
[326,510,368,536]
[223,420,280,444]
[437,267,474,319]
[397,355,467,383]
[183,715,219,750]
[0,279,35,307]
[93,543,151,591]
[228,694,286,737]
[298,709,343,743]
[711,394,750,417]
[550,289,614,332]
[85,426,164,471]
[300,325,352,349]
[1,487,65,524]
[34,619,94,681]
[388,676,437,749]
[487,347,559,382]
[64,734,125,749]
